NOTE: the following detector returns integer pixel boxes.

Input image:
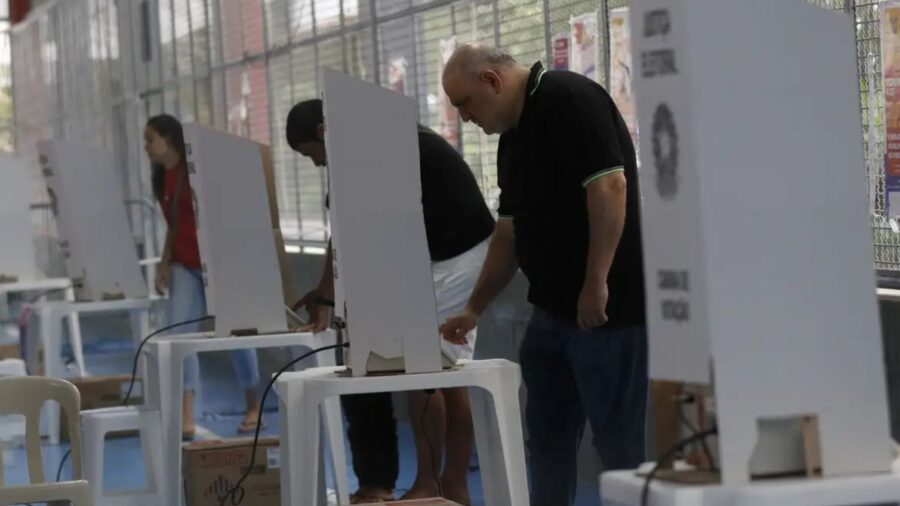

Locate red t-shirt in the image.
[160,163,202,270]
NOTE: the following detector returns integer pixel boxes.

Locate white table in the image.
[0,278,79,344]
[141,330,340,506]
[601,468,900,506]
[27,297,154,443]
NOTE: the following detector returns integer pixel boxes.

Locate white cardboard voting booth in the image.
[615,0,894,497]
[322,67,444,377]
[37,140,146,301]
[0,154,39,283]
[182,124,288,336]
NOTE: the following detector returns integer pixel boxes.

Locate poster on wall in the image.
[439,37,460,148]
[883,3,900,216]
[387,57,408,96]
[609,7,638,146]
[552,34,570,70]
[570,12,599,81]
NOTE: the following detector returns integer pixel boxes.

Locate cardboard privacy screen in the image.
[182,124,289,336]
[322,68,443,376]
[0,154,39,283]
[38,140,145,300]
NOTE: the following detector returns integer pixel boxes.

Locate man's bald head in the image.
[444,43,518,82]
[442,43,529,135]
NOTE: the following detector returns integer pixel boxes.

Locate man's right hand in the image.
[155,262,170,296]
[439,308,479,345]
[293,289,332,332]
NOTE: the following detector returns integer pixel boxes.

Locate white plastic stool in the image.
[0,359,28,443]
[142,330,347,506]
[81,406,164,506]
[275,358,529,506]
[26,298,154,444]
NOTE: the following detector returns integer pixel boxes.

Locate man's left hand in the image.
[577,279,609,330]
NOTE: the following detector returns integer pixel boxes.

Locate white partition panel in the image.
[38,140,145,300]
[0,154,39,282]
[323,68,443,376]
[182,124,287,336]
[631,0,892,483]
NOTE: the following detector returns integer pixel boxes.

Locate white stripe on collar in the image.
[529,68,547,98]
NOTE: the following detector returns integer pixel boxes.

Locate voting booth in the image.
[602,1,900,504]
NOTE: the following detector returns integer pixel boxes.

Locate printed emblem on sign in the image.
[652,103,678,200]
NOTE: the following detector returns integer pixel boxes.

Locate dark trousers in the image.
[520,307,648,506]
[342,392,399,490]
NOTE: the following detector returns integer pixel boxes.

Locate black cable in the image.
[676,397,716,471]
[123,315,213,405]
[55,449,69,482]
[220,342,349,506]
[421,389,444,498]
[640,427,718,506]
[55,315,214,482]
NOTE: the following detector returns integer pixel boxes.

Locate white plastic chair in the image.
[0,376,92,505]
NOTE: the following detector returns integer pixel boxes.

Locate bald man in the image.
[439,45,648,505]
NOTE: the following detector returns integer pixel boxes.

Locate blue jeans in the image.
[520,307,648,506]
[168,263,261,392]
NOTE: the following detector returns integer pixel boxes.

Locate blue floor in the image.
[2,340,603,505]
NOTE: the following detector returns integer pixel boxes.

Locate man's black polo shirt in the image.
[497,62,645,326]
[327,125,495,262]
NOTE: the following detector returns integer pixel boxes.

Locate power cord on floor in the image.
[219,342,349,506]
[421,389,444,499]
[55,315,214,482]
[640,426,718,506]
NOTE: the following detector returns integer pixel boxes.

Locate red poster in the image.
[553,35,569,71]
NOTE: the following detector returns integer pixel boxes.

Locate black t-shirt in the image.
[327,126,495,261]
[497,62,645,325]
[417,125,495,260]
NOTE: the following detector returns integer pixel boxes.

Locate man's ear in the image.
[317,123,325,141]
[480,70,502,93]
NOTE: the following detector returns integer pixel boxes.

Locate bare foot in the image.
[350,486,394,503]
[182,422,196,440]
[441,478,471,506]
[399,480,440,501]
[237,410,264,433]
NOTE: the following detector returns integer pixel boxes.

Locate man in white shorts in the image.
[286,99,493,505]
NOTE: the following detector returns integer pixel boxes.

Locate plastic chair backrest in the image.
[0,377,82,485]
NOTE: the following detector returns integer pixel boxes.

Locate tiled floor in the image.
[1,336,603,505]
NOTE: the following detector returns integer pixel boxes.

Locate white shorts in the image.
[432,238,490,361]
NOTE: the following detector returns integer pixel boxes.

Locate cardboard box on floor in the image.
[183,437,280,506]
[61,375,143,441]
[0,342,20,360]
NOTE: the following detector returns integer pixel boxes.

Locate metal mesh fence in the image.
[8,0,896,269]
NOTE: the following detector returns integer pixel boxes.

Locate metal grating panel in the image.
[8,0,890,262]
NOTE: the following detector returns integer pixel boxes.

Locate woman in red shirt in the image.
[145,115,263,438]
